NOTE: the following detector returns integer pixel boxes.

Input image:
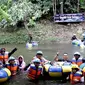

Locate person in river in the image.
[51,52,59,66]
[24,51,49,71]
[16,55,26,70]
[81,33,85,42]
[5,56,19,76]
[80,58,85,69]
[32,51,49,66]
[72,52,83,67]
[27,58,43,81]
[70,64,84,84]
[61,53,71,62]
[71,34,77,41]
[52,52,71,66]
[0,48,17,65]
[28,33,33,43]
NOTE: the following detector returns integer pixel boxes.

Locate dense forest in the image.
[0,0,85,32]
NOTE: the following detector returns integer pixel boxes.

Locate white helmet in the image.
[73,34,76,36]
[74,52,81,55]
[36,51,43,55]
[33,58,40,63]
[8,56,15,61]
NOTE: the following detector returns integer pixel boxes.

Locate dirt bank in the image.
[33,21,85,44]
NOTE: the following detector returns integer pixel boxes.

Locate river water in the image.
[0,43,85,85]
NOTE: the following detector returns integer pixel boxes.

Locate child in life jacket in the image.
[17,55,26,70]
[5,56,19,76]
[70,64,84,84]
[27,58,43,81]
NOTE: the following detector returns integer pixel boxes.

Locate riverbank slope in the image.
[0,21,85,44]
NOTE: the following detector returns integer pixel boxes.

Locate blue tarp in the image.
[54,13,85,23]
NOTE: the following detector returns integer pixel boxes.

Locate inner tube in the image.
[49,66,62,77]
[0,68,11,83]
[44,62,72,77]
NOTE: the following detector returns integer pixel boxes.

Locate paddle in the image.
[24,64,30,71]
[8,48,17,57]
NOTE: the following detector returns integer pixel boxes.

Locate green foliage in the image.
[0,30,28,44]
[0,0,52,31]
[80,0,85,11]
[0,0,85,32]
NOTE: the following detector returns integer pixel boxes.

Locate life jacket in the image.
[70,70,82,83]
[0,54,8,64]
[27,64,42,80]
[72,57,83,66]
[6,63,18,76]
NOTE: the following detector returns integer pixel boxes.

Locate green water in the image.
[0,43,85,85]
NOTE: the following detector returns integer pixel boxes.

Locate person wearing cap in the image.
[71,34,77,41]
[24,51,49,71]
[32,51,49,66]
[0,48,17,65]
[70,64,83,84]
[16,55,26,71]
[27,58,43,81]
[57,53,71,62]
[5,56,19,76]
[72,52,83,67]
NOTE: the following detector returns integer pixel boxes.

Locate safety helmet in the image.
[36,51,43,55]
[73,34,76,36]
[72,64,79,69]
[33,58,40,63]
[74,52,81,56]
[64,53,68,56]
[8,56,15,61]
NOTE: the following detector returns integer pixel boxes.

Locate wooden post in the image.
[54,0,56,16]
[77,0,80,12]
[53,0,56,16]
[60,1,63,14]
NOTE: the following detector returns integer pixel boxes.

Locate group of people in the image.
[25,51,85,84]
[0,47,85,84]
[0,48,26,76]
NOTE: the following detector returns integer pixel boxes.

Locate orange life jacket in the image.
[0,54,8,63]
[70,70,82,83]
[72,57,83,66]
[27,64,42,80]
[6,63,18,76]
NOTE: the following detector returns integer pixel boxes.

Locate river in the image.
[0,43,85,85]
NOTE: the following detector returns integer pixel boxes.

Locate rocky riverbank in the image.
[33,21,85,44]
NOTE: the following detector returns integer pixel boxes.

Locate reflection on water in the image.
[0,43,85,85]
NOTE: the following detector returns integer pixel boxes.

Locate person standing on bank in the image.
[28,33,33,43]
